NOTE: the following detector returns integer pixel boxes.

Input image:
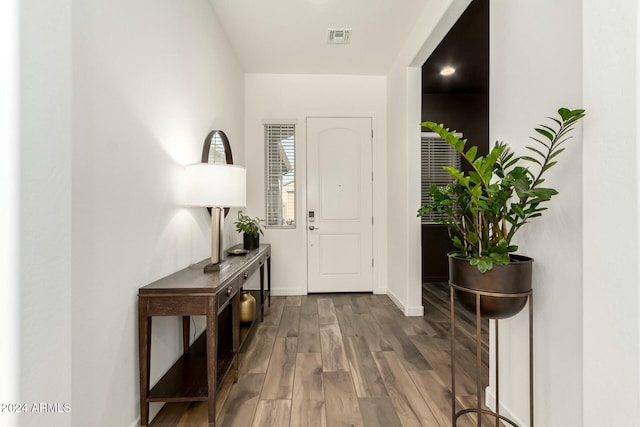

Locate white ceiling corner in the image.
[209,0,430,75]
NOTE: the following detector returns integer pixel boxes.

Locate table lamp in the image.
[184,163,246,272]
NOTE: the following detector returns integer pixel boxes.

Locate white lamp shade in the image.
[184,163,246,207]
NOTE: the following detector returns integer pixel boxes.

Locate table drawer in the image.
[142,295,208,316]
[246,254,267,277]
[217,277,242,313]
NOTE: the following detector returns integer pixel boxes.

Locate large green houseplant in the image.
[418,107,585,317]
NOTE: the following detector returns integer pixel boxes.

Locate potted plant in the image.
[234,214,264,250]
[417,107,585,318]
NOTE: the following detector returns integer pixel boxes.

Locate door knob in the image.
[309,226,319,230]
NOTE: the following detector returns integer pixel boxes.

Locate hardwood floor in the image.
[149,284,491,426]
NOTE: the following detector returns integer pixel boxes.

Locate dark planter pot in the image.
[243,233,260,250]
[449,254,533,320]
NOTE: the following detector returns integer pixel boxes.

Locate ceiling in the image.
[209,0,430,75]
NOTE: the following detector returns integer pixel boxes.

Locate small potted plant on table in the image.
[417,107,585,318]
[234,214,264,250]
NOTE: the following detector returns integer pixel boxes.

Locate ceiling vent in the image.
[328,28,352,44]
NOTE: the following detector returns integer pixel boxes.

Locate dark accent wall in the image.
[421,93,488,173]
[420,0,489,283]
[420,94,489,283]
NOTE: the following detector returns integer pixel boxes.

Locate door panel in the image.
[307,117,372,293]
[319,234,361,275]
[319,129,361,220]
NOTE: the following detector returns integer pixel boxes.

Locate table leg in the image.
[267,256,271,308]
[232,292,240,382]
[259,264,265,322]
[138,298,151,426]
[182,316,190,354]
[206,296,217,427]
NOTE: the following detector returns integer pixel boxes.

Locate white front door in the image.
[306,117,373,293]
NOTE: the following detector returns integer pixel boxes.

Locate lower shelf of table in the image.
[148,332,210,402]
[147,290,267,404]
[239,288,267,349]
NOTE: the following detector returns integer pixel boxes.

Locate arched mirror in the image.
[201,130,234,217]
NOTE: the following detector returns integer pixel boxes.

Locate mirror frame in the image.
[202,130,234,165]
[201,130,234,217]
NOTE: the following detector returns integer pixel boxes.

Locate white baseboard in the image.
[373,286,386,295]
[386,287,403,309]
[386,288,424,316]
[485,386,527,427]
[272,288,388,297]
[404,304,424,316]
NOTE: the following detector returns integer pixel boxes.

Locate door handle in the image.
[309,226,320,231]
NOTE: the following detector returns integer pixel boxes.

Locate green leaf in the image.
[541,161,558,172]
[443,166,469,187]
[548,147,566,160]
[505,216,518,225]
[535,128,554,141]
[466,146,478,163]
[528,187,558,198]
[477,257,493,273]
[511,203,526,218]
[490,252,510,265]
[548,117,562,127]
[538,124,557,136]
[525,146,547,158]
[529,137,550,149]
[558,108,571,120]
[521,155,541,165]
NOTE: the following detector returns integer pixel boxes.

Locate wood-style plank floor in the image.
[149,283,491,426]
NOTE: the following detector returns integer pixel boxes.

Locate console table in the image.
[138,244,271,426]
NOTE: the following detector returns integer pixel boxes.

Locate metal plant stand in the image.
[449,283,534,427]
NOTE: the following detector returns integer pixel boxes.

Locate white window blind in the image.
[265,124,296,228]
[421,131,461,224]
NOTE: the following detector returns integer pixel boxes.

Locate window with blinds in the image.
[264,123,296,228]
[421,132,461,224]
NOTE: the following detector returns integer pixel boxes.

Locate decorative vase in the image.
[243,234,260,250]
[449,254,533,319]
[239,291,256,323]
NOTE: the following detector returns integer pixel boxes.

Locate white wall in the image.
[72,0,244,425]
[488,1,584,425]
[583,0,640,425]
[18,1,73,426]
[244,73,387,296]
[0,1,20,426]
[385,0,470,315]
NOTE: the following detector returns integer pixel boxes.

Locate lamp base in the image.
[204,263,221,273]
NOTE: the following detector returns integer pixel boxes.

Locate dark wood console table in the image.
[138,244,271,426]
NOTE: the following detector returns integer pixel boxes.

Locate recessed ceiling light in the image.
[440,66,456,76]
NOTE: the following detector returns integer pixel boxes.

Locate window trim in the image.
[264,122,296,229]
